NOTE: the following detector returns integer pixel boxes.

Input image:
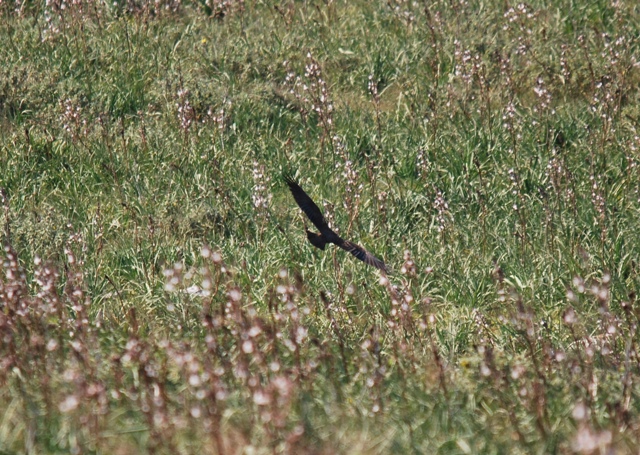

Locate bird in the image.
[284,174,388,273]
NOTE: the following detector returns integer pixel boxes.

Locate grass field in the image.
[1,0,640,453]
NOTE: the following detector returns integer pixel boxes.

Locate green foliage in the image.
[1,0,640,453]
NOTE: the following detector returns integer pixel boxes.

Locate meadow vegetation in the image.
[1,0,640,453]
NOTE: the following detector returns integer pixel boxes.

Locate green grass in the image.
[1,0,640,453]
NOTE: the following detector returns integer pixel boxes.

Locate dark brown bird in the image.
[284,175,388,273]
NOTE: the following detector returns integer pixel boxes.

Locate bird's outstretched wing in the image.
[283,175,331,234]
[336,239,388,273]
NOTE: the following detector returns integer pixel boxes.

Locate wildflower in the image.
[59,395,80,413]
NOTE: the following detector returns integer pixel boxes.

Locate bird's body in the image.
[284,175,387,273]
[305,230,328,250]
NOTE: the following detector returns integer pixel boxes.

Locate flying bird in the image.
[284,175,388,273]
